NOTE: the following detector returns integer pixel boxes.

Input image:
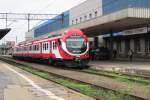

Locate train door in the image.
[52,40,61,58]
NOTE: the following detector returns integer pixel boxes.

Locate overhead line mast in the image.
[0,13,64,32]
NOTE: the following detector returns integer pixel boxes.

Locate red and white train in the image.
[13,28,89,67]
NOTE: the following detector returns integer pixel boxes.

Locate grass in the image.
[82,68,150,87]
[13,64,132,100]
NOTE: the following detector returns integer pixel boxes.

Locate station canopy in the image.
[72,8,150,37]
[34,8,150,39]
[0,28,11,40]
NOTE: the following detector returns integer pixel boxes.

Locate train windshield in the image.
[66,36,87,54]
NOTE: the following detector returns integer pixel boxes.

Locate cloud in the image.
[0,0,86,43]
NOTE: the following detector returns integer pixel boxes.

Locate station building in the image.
[26,0,150,58]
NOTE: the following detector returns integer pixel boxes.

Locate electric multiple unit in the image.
[13,28,89,67]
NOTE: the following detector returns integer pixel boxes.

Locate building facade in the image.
[27,0,150,58]
[69,0,102,25]
[104,27,150,58]
[100,0,150,58]
[34,11,69,37]
[102,0,150,15]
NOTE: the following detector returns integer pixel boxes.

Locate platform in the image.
[90,60,150,77]
[0,60,94,100]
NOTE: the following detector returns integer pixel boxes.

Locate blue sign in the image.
[113,32,123,36]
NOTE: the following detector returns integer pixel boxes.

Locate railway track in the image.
[79,68,150,85]
[0,56,149,100]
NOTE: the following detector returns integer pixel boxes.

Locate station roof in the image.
[75,8,150,36]
[0,28,11,39]
[36,8,150,39]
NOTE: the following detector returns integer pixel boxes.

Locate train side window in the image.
[35,45,36,51]
[47,43,49,50]
[32,45,34,51]
[34,45,36,51]
[49,42,51,50]
[29,46,32,51]
[45,43,46,50]
[42,43,44,50]
[46,43,48,50]
[36,45,38,51]
[43,43,44,50]
[35,45,37,51]
[33,45,35,51]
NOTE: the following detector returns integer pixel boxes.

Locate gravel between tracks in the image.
[0,57,150,100]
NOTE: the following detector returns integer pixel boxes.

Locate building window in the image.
[95,11,98,17]
[89,13,92,19]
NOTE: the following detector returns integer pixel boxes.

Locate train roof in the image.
[16,28,84,47]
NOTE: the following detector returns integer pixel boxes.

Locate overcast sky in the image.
[0,0,86,44]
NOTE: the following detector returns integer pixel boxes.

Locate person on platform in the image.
[128,49,133,61]
[113,49,117,59]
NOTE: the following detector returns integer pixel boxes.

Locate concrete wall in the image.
[69,0,102,25]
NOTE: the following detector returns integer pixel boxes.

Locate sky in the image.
[0,0,86,44]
